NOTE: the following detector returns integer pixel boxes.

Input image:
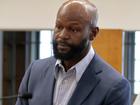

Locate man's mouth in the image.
[57,43,70,52]
[57,43,69,49]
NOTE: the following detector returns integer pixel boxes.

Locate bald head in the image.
[53,0,99,61]
[57,0,98,27]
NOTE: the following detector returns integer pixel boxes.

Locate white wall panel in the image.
[0,0,139,30]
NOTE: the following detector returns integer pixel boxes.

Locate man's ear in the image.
[89,27,99,41]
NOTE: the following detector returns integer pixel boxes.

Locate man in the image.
[16,0,131,105]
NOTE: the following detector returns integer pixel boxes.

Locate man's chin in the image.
[57,50,69,54]
[54,55,70,60]
[57,47,70,54]
[54,52,73,60]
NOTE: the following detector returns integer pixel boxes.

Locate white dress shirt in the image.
[53,46,95,105]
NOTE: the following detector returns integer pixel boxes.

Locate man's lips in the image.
[56,42,70,53]
[57,44,70,49]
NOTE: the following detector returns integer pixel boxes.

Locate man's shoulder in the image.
[33,56,56,66]
[27,56,56,78]
[91,54,124,81]
[91,54,130,91]
[28,57,57,72]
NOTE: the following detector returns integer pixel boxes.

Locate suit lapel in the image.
[43,58,56,105]
[68,55,101,105]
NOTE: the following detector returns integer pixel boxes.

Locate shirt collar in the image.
[54,46,95,82]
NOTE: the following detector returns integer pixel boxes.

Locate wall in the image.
[0,0,140,30]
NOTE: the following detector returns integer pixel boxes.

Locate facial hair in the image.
[53,38,89,60]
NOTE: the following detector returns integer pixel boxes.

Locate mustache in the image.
[53,40,72,47]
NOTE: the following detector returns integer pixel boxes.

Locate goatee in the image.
[52,38,89,60]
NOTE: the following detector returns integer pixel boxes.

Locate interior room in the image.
[0,0,140,105]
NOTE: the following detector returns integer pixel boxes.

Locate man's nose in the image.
[59,29,70,39]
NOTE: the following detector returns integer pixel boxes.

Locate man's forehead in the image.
[56,0,98,27]
[56,16,87,27]
[57,1,91,22]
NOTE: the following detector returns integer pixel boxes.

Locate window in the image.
[134,31,140,94]
[39,30,53,59]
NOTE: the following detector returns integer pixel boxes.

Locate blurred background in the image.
[0,0,140,105]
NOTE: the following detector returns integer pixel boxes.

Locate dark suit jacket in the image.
[15,54,131,105]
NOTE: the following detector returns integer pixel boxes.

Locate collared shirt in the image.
[53,46,95,105]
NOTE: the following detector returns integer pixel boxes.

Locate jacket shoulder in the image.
[33,56,56,66]
[91,54,128,88]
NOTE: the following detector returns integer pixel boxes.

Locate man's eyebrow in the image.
[68,21,83,25]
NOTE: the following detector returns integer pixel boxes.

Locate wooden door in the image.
[92,29,123,73]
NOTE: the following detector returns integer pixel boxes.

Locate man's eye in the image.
[56,25,63,30]
[71,28,80,32]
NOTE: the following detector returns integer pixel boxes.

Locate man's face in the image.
[53,3,91,60]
